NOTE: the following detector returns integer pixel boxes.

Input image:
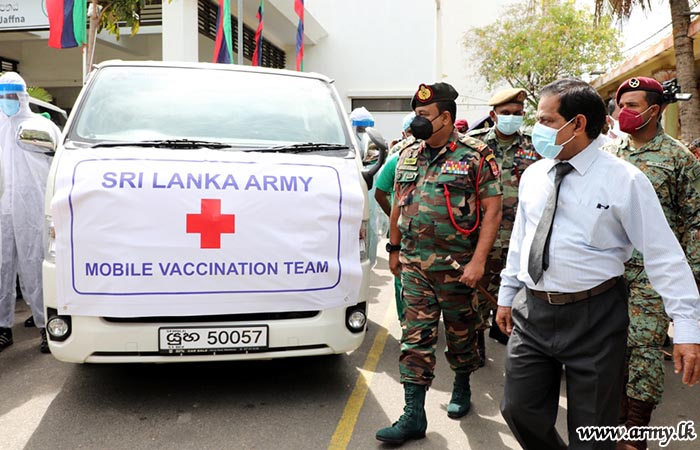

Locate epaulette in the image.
[397,137,419,155]
[467,127,490,137]
[460,135,490,156]
[461,135,499,177]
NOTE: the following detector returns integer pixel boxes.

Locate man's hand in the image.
[495,306,513,336]
[389,251,401,277]
[673,343,700,386]
[459,260,485,288]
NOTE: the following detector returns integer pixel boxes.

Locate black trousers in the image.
[501,278,629,450]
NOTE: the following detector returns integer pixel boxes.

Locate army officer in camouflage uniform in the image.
[470,88,539,365]
[605,76,700,450]
[376,82,502,445]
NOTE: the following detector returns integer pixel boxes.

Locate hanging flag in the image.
[295,0,304,71]
[47,0,87,49]
[213,0,233,64]
[252,0,265,66]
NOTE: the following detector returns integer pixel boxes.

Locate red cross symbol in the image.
[186,199,235,249]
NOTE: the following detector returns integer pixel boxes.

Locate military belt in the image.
[527,277,620,305]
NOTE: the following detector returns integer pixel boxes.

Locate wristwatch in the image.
[386,242,401,253]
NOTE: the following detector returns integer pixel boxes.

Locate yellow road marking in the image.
[328,305,396,450]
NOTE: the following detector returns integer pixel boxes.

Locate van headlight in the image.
[359,220,369,261]
[45,215,56,263]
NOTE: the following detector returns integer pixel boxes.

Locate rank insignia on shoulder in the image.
[459,135,488,152]
[442,160,470,175]
[485,154,500,177]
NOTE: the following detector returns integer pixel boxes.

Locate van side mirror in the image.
[361,127,387,190]
[17,118,57,156]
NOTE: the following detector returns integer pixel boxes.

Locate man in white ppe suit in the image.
[0,72,60,353]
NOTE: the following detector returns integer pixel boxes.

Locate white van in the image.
[21,61,385,363]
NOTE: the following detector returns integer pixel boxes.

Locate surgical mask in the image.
[0,98,20,117]
[411,114,445,140]
[610,119,628,139]
[495,114,524,136]
[618,106,655,134]
[531,117,575,159]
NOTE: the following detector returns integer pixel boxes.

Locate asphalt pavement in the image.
[0,247,698,449]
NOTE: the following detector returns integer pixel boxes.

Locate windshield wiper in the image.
[265,143,351,153]
[90,139,231,149]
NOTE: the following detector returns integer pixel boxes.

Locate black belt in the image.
[527,277,620,305]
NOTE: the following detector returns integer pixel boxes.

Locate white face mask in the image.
[531,118,576,159]
[495,114,524,136]
[610,119,628,139]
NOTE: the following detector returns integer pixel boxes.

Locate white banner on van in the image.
[50,148,365,317]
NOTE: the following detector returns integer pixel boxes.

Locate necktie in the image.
[528,162,574,284]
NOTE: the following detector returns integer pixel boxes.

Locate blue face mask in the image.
[495,114,524,136]
[0,98,20,117]
[531,117,575,159]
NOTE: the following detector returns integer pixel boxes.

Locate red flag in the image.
[213,0,233,63]
[252,1,264,66]
[47,0,87,49]
[295,0,304,71]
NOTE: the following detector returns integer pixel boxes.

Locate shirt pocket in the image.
[575,200,621,249]
[434,174,476,238]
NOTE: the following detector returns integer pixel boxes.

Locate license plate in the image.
[158,326,269,354]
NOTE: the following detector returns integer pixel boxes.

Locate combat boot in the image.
[0,328,13,352]
[477,330,486,367]
[39,329,50,354]
[447,372,471,418]
[376,383,427,444]
[616,396,654,450]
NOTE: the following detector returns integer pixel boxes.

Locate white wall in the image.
[304,0,437,141]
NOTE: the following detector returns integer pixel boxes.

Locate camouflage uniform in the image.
[470,127,538,328]
[395,131,502,385]
[605,127,700,404]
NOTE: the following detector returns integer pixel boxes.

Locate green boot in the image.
[447,372,471,419]
[376,383,428,444]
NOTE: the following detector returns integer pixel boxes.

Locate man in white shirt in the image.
[495,78,700,450]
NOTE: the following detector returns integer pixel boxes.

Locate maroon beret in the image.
[615,77,663,104]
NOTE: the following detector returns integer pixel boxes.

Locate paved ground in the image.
[1,247,698,449]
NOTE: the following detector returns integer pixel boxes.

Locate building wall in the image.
[303,0,437,140]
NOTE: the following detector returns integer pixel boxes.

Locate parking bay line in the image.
[328,304,395,450]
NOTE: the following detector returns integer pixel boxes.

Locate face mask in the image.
[0,98,20,117]
[411,114,445,140]
[610,119,628,139]
[495,114,524,136]
[531,117,575,159]
[618,106,655,134]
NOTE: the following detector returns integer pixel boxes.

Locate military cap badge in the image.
[417,84,433,103]
[629,78,640,88]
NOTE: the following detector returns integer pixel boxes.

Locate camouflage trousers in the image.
[624,265,670,405]
[476,246,505,330]
[399,263,482,386]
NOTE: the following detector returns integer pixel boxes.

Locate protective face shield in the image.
[402,112,416,133]
[495,114,524,136]
[0,72,28,117]
[411,114,446,140]
[618,106,655,134]
[531,117,576,159]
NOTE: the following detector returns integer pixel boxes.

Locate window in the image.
[351,98,412,112]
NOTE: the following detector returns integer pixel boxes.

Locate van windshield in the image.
[69,66,351,150]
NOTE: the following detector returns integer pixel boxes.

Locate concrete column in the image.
[162,0,199,62]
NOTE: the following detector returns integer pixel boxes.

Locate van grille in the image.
[103,311,319,323]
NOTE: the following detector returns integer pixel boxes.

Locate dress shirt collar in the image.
[551,136,602,176]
